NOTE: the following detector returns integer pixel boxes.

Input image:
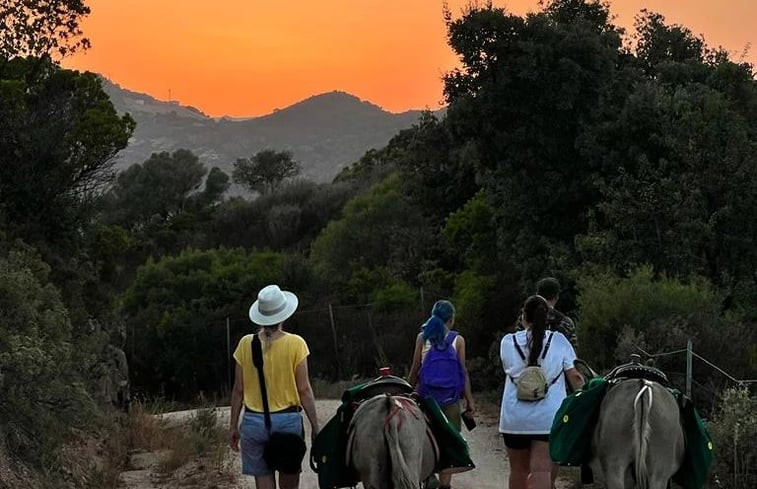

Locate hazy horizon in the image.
[63,0,757,118]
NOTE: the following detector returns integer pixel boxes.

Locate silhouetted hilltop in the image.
[101,80,437,182]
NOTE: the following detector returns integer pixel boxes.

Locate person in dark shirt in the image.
[515,277,578,350]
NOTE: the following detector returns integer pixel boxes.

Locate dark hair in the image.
[421,300,455,346]
[536,277,561,301]
[523,295,549,366]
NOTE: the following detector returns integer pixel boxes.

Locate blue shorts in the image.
[240,410,305,476]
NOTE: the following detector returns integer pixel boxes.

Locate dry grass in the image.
[311,376,375,399]
[126,401,234,484]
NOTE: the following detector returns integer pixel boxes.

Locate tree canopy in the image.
[0,0,91,61]
[232,149,301,194]
[0,56,134,246]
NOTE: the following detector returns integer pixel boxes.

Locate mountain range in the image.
[101,79,437,182]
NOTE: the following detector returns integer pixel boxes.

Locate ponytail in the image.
[421,300,456,346]
[259,323,280,350]
[523,295,549,366]
[421,316,447,346]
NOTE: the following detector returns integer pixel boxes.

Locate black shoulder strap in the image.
[542,332,563,386]
[548,371,562,387]
[251,334,271,430]
[513,331,554,365]
[512,334,526,361]
[541,332,555,360]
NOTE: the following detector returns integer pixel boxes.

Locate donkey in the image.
[348,394,436,489]
[590,378,685,489]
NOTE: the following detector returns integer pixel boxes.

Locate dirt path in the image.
[123,399,574,489]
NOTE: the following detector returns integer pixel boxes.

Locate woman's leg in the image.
[253,475,275,489]
[507,446,531,489]
[278,472,300,489]
[528,440,553,489]
[439,402,462,488]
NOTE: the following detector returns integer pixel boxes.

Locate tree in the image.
[392,112,479,224]
[232,149,301,194]
[576,12,757,296]
[0,0,91,61]
[102,149,223,231]
[634,10,706,76]
[204,179,353,251]
[441,0,624,282]
[198,166,231,208]
[310,173,432,293]
[0,56,135,246]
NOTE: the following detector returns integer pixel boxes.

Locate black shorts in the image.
[502,433,549,449]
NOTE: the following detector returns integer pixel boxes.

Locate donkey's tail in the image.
[632,380,654,489]
[384,396,417,489]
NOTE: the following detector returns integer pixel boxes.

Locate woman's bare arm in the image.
[295,358,319,438]
[229,364,244,451]
[407,333,423,387]
[565,367,585,391]
[456,335,476,414]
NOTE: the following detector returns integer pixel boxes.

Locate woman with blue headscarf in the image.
[408,300,476,489]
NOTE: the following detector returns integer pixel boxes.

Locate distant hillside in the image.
[101,79,436,182]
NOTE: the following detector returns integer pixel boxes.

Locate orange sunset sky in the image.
[62,1,757,118]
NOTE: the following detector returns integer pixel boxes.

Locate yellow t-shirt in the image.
[233,332,309,412]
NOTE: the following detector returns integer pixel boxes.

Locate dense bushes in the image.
[709,388,757,489]
[0,247,96,466]
[121,248,311,399]
[576,267,720,368]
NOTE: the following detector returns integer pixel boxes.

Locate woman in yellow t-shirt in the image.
[229,285,319,489]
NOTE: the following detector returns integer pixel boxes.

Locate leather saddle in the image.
[604,354,670,386]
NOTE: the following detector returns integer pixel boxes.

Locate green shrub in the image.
[709,387,757,489]
[121,247,308,399]
[576,266,719,369]
[0,247,96,466]
[576,267,756,411]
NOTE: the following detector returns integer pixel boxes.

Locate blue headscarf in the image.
[421,300,456,346]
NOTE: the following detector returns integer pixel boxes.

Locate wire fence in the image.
[217,288,757,397]
[632,340,757,400]
[220,287,454,391]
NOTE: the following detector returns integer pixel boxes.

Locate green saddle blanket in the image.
[310,379,474,489]
[418,397,475,473]
[549,378,714,489]
[309,381,377,489]
[549,377,609,466]
[671,392,714,489]
[310,400,359,489]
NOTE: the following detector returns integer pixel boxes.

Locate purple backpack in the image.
[418,331,466,407]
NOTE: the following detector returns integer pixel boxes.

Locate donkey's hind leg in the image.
[599,462,633,489]
[647,472,675,489]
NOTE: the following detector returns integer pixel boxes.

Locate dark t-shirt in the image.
[515,308,578,350]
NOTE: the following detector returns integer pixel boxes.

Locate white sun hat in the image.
[248,285,299,326]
